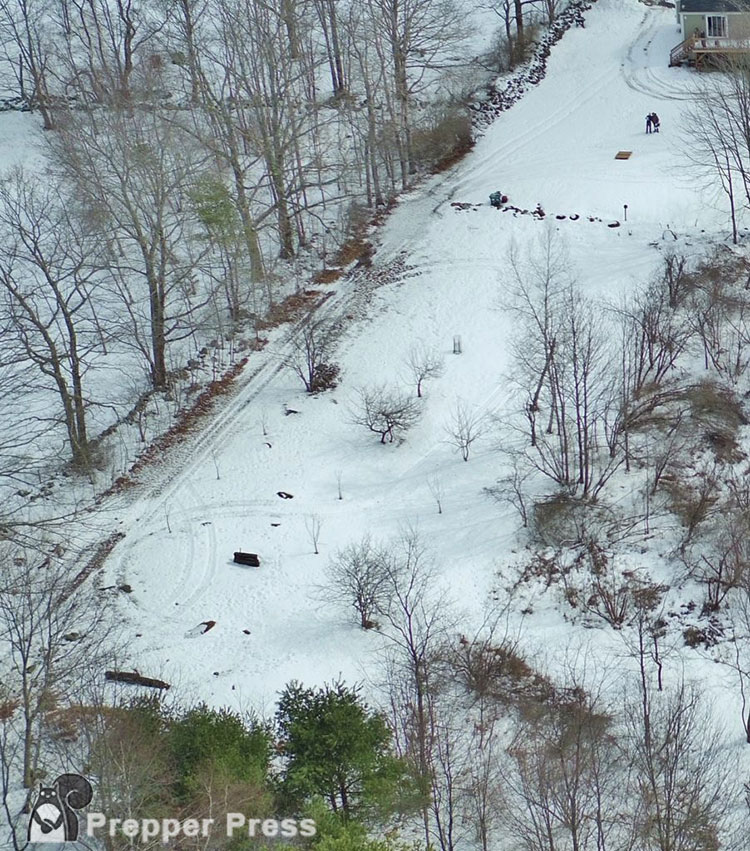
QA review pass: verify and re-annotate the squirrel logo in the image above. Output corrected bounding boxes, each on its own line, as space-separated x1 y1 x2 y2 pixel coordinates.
27 773 93 843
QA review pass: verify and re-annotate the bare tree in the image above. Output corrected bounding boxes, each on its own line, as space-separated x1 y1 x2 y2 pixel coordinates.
164 0 209 104
380 529 453 846
179 57 267 295
304 513 322 555
288 313 339 393
483 0 538 70
0 540 113 822
313 0 347 95
504 687 623 851
445 400 483 461
212 0 325 262
686 257 750 383
623 678 735 850
485 454 531 527
53 0 166 106
325 534 390 628
611 270 692 397
364 0 470 187
49 105 208 390
683 57 750 246
507 230 623 497
406 344 444 398
0 358 46 491
442 610 520 851
722 589 750 744
0 0 56 128
427 473 444 514
0 168 104 469
352 384 421 443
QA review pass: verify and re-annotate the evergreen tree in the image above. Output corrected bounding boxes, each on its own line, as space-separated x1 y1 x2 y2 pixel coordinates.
168 704 271 800
276 681 416 821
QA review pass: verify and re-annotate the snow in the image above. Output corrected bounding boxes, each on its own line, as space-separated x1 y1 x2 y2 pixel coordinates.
91 0 750 773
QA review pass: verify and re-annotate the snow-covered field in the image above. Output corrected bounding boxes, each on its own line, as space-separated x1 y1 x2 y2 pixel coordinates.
93 0 747 751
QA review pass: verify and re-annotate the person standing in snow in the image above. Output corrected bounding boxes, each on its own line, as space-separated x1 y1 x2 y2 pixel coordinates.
652 112 660 133
646 113 652 133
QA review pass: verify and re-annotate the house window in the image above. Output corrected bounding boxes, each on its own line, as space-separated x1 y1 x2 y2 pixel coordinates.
706 15 727 37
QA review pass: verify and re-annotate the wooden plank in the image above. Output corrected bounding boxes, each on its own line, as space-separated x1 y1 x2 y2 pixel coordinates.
615 151 632 160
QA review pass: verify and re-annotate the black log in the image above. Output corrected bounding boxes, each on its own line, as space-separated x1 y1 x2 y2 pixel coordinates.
234 551 260 567
105 670 170 689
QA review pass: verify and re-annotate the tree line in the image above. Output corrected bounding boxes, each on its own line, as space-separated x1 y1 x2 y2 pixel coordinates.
0 0 477 493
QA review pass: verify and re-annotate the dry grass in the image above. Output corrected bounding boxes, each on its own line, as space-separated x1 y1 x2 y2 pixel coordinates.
629 380 746 464
683 380 747 462
313 267 344 284
450 634 560 717
0 697 19 721
255 288 326 331
531 494 618 549
68 531 126 590
431 134 475 174
660 466 720 538
333 236 374 268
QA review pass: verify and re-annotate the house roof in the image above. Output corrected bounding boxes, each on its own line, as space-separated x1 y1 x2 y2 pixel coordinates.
680 0 745 12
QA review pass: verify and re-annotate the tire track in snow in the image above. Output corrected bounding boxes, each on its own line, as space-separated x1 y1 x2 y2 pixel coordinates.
112 264 392 515
107 255 418 606
181 513 218 610
621 9 695 102
452 69 611 198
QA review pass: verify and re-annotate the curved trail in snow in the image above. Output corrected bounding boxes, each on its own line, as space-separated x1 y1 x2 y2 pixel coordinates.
621 8 696 101
106 252 417 610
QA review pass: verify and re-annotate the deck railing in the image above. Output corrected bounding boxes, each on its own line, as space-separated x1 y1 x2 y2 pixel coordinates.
670 35 750 66
669 35 697 66
694 36 750 49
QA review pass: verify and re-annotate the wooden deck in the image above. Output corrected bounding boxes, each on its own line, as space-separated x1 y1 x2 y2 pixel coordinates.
670 35 750 68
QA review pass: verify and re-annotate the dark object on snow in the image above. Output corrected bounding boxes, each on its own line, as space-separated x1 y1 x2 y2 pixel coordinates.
234 551 260 567
533 203 546 218
198 620 216 632
277 491 294 499
556 214 566 220
646 113 652 134
651 112 660 133
570 214 580 220
119 584 132 593
105 670 171 690
608 221 621 228
284 407 300 415
489 191 508 208
243 629 251 634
